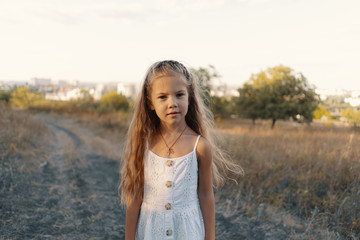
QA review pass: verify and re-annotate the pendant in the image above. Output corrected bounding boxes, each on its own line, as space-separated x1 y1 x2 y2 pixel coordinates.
168 148 174 156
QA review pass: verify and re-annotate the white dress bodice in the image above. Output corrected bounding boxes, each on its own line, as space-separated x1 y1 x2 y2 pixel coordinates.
135 135 205 240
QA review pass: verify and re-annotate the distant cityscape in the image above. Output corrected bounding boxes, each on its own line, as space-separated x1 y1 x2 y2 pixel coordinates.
0 78 137 101
1 78 360 110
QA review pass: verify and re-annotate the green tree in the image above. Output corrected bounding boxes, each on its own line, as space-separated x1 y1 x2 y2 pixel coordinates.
0 90 11 105
191 65 237 118
237 82 264 124
237 65 319 128
70 89 96 113
210 96 234 118
190 65 219 106
98 91 129 114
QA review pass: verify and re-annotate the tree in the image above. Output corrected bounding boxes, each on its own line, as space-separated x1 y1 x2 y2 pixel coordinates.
190 65 219 106
190 65 236 118
71 89 96 113
211 96 234 118
98 91 129 114
0 90 11 105
237 65 319 128
341 108 360 127
10 86 43 108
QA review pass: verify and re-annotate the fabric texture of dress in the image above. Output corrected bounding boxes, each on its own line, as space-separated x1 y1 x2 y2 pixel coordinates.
136 135 205 240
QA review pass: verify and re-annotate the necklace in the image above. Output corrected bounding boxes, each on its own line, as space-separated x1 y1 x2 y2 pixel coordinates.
159 126 187 157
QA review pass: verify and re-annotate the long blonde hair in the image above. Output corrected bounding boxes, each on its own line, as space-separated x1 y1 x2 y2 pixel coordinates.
120 60 243 205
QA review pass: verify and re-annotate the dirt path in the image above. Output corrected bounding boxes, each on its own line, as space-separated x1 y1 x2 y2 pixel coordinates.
1 113 126 239
41 114 126 239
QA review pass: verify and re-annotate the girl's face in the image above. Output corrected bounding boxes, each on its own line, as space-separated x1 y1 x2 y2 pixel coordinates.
149 72 189 127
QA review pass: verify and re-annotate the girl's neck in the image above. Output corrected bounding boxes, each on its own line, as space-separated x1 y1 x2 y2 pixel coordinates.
159 122 187 136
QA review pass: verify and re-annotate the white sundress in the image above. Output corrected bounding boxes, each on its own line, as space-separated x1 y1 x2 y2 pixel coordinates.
136 135 205 240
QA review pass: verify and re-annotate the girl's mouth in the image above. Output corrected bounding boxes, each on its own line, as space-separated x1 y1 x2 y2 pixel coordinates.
167 112 179 116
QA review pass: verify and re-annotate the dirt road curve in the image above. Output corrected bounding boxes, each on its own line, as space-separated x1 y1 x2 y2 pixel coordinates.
1 114 126 239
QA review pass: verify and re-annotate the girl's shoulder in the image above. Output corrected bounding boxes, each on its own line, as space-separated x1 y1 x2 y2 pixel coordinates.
182 128 211 151
195 136 212 163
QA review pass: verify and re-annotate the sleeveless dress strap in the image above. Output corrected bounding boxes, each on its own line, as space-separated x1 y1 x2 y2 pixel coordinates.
193 135 201 151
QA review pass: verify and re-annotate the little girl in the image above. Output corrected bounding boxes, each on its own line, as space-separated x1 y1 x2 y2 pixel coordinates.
120 60 242 240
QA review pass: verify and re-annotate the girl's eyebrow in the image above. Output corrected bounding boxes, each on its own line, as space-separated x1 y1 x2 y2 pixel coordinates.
157 89 185 95
176 90 186 93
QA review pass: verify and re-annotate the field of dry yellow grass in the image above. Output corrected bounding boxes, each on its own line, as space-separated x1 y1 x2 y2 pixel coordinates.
216 118 360 238
0 105 50 173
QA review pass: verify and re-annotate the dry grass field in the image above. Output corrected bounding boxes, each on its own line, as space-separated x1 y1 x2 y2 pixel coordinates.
0 105 50 173
215 118 360 239
1 105 359 239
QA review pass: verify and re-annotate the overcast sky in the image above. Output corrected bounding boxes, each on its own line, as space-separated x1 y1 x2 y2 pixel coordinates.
1 0 359 90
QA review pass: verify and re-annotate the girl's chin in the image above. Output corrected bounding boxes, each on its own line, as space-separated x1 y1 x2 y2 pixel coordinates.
161 117 185 125
167 113 179 118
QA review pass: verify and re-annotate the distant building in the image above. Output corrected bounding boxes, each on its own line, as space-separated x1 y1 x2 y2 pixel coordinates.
29 77 52 86
45 88 82 101
93 84 105 100
57 79 79 87
117 82 137 98
329 108 342 117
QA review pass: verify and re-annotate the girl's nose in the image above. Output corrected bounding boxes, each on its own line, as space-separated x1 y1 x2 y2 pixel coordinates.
168 96 177 108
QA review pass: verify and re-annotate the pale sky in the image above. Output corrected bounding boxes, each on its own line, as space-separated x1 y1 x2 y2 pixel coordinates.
1 0 359 90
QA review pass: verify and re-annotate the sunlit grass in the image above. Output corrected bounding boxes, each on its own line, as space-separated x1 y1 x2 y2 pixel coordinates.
217 118 360 237
0 104 49 173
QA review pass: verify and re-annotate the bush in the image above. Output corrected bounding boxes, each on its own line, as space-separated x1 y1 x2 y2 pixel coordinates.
98 92 129 114
0 90 11 104
313 104 331 120
341 108 360 127
10 87 43 109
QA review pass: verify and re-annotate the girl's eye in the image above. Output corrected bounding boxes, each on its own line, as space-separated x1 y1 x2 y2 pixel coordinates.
176 93 184 97
159 96 166 99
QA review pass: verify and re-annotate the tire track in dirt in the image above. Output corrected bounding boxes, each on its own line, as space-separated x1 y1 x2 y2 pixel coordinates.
28 115 126 239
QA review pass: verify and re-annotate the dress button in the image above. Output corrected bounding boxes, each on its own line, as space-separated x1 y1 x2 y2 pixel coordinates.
166 160 173 167
166 229 172 236
165 203 172 210
165 181 172 188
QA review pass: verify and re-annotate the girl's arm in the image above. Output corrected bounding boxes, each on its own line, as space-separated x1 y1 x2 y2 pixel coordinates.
197 137 215 240
125 197 142 240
